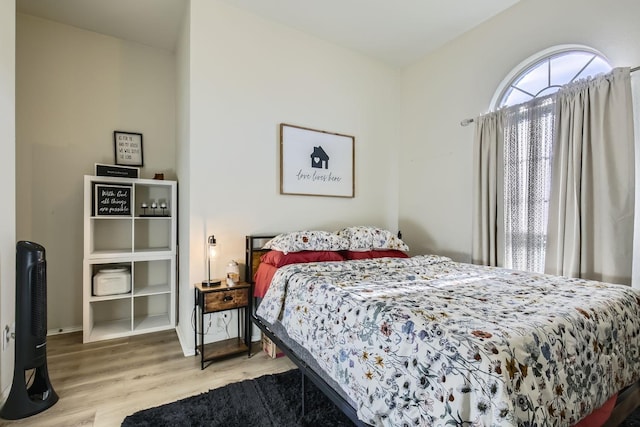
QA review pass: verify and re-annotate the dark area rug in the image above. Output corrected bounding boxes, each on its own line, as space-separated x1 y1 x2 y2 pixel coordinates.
623 406 640 427
121 369 354 427
122 369 640 427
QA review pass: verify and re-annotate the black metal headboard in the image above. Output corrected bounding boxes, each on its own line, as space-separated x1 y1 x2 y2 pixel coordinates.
244 235 276 285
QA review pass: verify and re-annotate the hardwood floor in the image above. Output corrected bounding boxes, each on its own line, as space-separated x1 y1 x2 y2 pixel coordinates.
0 330 295 427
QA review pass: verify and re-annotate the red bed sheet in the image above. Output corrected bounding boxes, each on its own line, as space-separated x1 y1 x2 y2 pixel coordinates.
574 393 617 426
253 262 278 298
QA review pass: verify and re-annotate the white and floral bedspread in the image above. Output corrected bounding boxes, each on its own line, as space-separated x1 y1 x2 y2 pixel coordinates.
256 255 640 426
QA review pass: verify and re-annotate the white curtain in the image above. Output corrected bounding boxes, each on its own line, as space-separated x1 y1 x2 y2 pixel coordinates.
631 70 640 289
545 68 635 285
473 97 556 271
503 96 556 273
471 111 504 266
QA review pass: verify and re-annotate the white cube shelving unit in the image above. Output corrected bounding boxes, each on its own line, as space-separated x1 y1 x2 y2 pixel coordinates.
83 175 177 343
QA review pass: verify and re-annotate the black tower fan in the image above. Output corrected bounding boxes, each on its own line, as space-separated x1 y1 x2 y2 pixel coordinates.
0 241 58 419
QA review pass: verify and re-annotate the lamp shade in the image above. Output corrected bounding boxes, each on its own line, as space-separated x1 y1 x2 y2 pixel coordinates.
208 235 217 258
203 235 221 286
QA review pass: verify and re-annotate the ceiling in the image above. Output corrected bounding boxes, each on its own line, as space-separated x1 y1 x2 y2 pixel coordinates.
17 0 186 51
16 0 519 66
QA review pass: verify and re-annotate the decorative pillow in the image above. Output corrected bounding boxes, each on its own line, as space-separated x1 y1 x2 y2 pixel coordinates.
262 231 349 254
336 226 410 251
342 250 409 260
261 250 345 267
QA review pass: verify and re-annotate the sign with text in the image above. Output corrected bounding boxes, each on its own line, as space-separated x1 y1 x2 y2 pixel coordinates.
280 124 354 198
114 131 144 166
94 184 132 216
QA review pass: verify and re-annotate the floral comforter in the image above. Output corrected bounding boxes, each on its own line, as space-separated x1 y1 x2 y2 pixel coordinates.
256 255 640 426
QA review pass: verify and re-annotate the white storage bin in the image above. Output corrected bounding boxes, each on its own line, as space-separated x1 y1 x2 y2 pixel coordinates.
93 267 131 296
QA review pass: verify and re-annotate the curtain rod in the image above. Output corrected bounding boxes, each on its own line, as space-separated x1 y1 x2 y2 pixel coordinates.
460 65 640 127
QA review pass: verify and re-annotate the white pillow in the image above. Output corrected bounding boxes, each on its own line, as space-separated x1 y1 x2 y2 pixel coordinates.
262 231 349 254
336 226 409 251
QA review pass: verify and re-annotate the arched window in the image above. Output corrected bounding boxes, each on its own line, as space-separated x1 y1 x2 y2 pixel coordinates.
494 46 611 273
495 46 611 108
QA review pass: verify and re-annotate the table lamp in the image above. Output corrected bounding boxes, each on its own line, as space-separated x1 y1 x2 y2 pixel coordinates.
202 235 221 286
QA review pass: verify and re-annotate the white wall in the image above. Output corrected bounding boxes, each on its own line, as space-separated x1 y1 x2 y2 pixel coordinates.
176 0 401 351
16 14 177 332
632 73 640 290
0 0 16 399
175 1 192 351
399 0 640 262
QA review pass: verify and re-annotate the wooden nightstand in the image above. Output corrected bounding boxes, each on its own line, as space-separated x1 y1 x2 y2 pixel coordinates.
194 282 251 369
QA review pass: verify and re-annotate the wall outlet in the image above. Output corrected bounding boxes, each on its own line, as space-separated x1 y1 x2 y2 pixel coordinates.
214 312 232 332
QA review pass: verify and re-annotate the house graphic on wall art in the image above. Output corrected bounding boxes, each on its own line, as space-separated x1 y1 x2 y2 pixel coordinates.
311 146 329 169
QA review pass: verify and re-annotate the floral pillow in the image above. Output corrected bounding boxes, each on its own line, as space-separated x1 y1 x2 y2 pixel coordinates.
336 226 410 251
262 231 349 254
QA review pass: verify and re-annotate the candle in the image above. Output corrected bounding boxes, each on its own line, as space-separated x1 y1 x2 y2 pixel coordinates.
160 202 167 209
151 202 158 209
141 203 148 208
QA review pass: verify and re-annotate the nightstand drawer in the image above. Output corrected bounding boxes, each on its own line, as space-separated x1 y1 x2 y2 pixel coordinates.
204 288 248 312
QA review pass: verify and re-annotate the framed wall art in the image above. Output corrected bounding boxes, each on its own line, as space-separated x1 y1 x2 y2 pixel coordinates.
114 131 144 166
93 183 132 216
280 124 354 198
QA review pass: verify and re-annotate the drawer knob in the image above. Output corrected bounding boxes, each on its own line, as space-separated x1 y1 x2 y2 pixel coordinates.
223 295 233 302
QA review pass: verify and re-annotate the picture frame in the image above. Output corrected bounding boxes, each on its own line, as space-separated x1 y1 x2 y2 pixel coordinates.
280 123 354 198
114 131 144 166
93 184 132 216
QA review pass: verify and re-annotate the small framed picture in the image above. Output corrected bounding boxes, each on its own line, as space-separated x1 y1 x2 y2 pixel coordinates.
114 131 144 166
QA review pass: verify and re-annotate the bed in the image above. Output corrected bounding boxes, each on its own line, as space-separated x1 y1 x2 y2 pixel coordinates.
245 231 640 426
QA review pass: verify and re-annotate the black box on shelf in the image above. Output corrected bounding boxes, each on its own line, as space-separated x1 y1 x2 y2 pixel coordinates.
95 163 139 179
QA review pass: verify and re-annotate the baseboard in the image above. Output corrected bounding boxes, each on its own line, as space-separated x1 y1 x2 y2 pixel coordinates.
47 325 82 336
175 325 195 357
